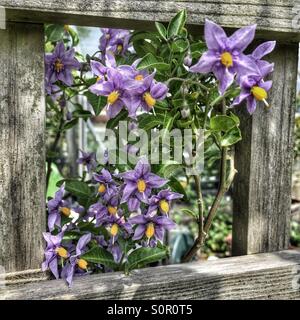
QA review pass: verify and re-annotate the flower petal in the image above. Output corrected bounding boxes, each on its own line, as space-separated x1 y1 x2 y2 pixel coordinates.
228 24 256 52
247 96 257 114
132 224 146 240
251 41 276 60
212 65 235 95
189 50 219 73
204 19 227 51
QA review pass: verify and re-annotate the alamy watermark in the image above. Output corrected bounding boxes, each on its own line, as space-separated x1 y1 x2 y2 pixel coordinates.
0 6 6 30
96 121 204 176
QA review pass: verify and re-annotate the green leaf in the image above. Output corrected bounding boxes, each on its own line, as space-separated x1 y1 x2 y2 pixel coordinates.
155 22 167 40
167 9 187 38
133 40 157 57
106 110 128 129
81 246 118 270
158 162 183 179
84 91 106 116
171 39 189 53
73 110 92 120
210 115 237 132
168 176 188 201
229 111 240 126
63 231 82 241
45 24 65 42
68 26 80 46
65 179 93 198
62 118 78 131
138 114 165 131
182 208 198 219
136 53 169 71
127 247 168 270
220 126 242 147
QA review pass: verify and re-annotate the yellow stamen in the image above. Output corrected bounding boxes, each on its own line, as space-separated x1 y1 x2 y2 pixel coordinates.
60 207 71 217
143 92 156 108
135 74 144 81
159 200 169 214
108 206 118 215
56 247 68 259
251 86 268 101
96 76 101 82
107 91 119 104
110 223 119 236
145 223 155 239
117 44 123 53
98 184 106 193
137 179 146 193
77 258 88 270
220 52 233 68
54 59 64 73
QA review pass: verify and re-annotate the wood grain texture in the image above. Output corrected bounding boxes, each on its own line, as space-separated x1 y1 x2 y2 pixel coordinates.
0 22 46 272
232 44 299 256
0 0 299 41
1 250 300 300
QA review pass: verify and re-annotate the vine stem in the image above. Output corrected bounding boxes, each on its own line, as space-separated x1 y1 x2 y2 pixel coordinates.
182 99 237 263
46 112 64 191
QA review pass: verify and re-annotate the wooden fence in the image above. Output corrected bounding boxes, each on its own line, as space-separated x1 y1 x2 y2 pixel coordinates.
0 0 300 299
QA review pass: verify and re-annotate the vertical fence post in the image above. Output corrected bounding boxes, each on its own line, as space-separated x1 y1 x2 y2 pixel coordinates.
232 44 299 255
0 22 45 272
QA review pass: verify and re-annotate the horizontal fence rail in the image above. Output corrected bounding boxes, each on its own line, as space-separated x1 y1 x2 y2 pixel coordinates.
1 250 300 300
0 0 299 41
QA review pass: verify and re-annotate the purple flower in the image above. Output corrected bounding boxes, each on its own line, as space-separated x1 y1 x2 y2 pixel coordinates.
41 226 68 279
89 68 130 119
129 213 176 246
120 158 168 206
45 42 81 86
93 168 117 198
232 74 272 114
45 77 62 101
47 185 71 232
77 150 97 173
87 190 120 226
190 19 259 95
148 189 183 215
99 28 131 57
89 52 117 85
107 239 122 263
103 214 133 244
61 233 91 286
248 41 276 78
126 72 168 118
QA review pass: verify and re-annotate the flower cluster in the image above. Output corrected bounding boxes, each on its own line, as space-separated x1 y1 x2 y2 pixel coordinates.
43 156 182 286
99 28 131 59
190 19 276 114
89 53 168 119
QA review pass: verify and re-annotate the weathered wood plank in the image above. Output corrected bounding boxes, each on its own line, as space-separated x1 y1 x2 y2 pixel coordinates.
0 0 299 41
0 22 46 272
232 44 299 255
1 250 300 300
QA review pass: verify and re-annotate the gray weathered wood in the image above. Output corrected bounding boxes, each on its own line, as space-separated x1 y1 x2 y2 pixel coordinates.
232 43 299 256
1 250 300 300
0 22 46 272
0 0 299 42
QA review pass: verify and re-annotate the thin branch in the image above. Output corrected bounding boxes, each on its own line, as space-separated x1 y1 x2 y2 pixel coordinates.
182 99 237 263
